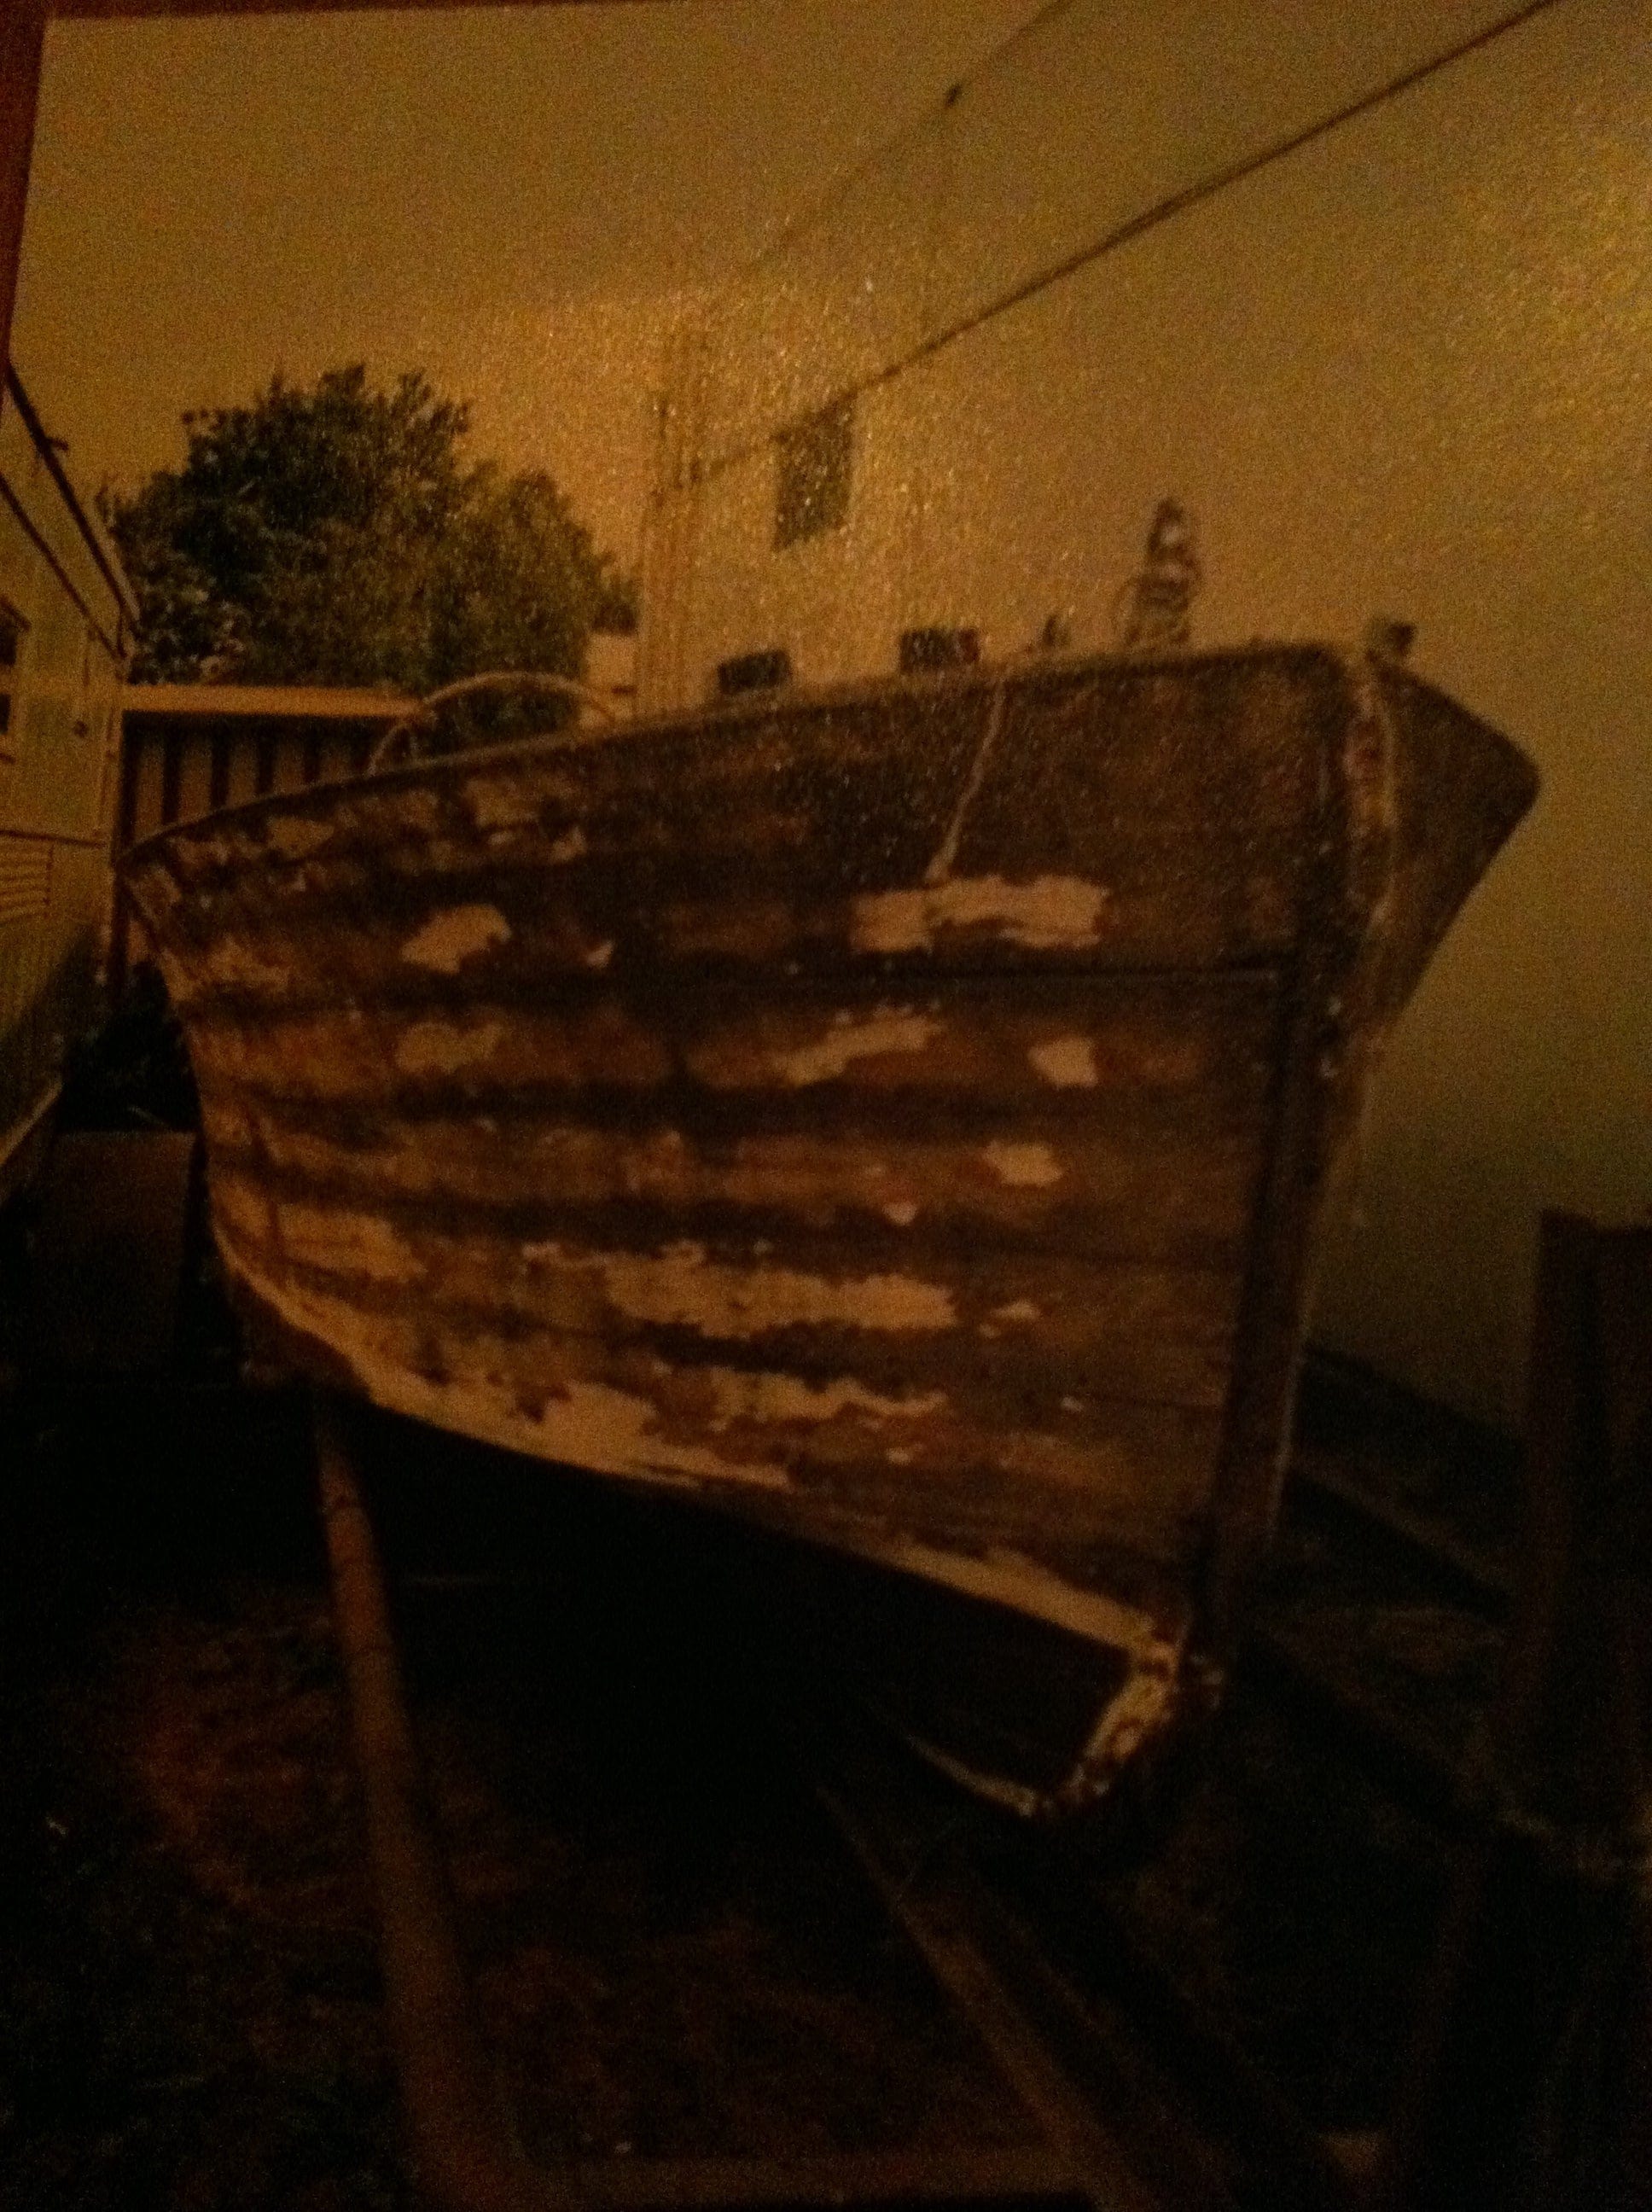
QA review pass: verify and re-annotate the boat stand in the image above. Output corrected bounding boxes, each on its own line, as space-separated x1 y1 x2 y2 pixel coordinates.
314 1394 1190 2212
313 1212 1652 2212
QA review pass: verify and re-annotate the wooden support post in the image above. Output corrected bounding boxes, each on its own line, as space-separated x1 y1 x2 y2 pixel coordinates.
313 1395 541 2212
1374 1212 1652 2212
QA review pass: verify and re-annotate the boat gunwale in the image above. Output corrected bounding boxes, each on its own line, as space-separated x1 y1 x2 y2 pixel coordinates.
121 637 1375 868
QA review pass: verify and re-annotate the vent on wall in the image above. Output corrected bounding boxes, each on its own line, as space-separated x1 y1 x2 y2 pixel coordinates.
715 647 793 698
0 837 52 929
774 398 854 550
899 626 980 674
0 600 25 758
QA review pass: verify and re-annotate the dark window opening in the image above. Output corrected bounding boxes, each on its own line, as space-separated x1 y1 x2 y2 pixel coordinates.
716 647 793 698
0 602 24 754
899 626 980 674
775 398 853 550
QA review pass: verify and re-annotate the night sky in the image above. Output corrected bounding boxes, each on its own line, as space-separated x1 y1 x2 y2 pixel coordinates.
14 0 1038 560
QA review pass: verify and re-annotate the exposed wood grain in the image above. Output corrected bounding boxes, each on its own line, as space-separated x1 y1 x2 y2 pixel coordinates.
216 1212 1229 1504
199 1103 1264 1266
215 1170 1242 1402
225 1224 1222 1563
179 974 1277 1120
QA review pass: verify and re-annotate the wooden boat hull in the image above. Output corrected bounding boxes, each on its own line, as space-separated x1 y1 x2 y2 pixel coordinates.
124 645 1536 1813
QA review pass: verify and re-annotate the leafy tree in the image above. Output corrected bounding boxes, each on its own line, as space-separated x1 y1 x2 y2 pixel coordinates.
104 365 636 701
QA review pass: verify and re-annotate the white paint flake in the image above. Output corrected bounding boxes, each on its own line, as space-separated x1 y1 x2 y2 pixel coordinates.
1029 1036 1099 1088
528 1379 793 1489
861 1534 1190 1811
777 1007 939 1086
882 1201 919 1227
709 1371 944 1430
538 1240 956 1337
205 939 292 994
218 1252 794 1496
400 904 512 974
992 1299 1040 1324
394 1019 505 1078
585 940 615 970
264 815 334 861
212 1240 1196 1820
276 1203 423 1285
851 874 1110 955
1069 1648 1183 1784
980 1141 1062 1187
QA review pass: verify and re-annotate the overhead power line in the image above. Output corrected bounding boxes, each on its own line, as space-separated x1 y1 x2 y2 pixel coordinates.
690 0 1573 492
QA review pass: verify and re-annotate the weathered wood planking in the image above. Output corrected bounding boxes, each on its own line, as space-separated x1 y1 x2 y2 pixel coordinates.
135 654 1347 994
195 974 1271 1598
199 1104 1261 1263
125 643 1538 1813
218 1238 1227 1555
177 977 1265 1115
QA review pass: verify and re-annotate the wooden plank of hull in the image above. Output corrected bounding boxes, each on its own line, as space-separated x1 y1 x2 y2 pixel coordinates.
199 1104 1263 1268
177 969 1275 1114
219 1225 1224 1556
122 643 1539 1813
219 1193 1242 1410
185 968 1277 1586
230 1250 1201 1815
131 649 1355 1001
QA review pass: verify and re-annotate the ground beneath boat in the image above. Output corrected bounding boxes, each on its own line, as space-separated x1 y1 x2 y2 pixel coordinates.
0 1322 1522 2209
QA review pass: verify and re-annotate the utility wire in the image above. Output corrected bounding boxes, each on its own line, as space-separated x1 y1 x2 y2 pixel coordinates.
685 0 1573 493
736 0 1078 282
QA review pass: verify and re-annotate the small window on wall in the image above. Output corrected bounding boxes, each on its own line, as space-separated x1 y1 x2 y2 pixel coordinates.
716 646 793 698
0 600 26 757
774 397 854 550
899 626 980 675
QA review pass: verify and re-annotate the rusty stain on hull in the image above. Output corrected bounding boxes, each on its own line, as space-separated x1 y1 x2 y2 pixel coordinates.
123 644 1538 1814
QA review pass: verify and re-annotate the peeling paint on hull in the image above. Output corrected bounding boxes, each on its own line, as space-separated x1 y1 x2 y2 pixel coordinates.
124 645 1538 1816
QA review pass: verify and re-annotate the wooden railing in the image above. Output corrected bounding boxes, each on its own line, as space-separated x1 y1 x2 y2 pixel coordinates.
111 684 412 998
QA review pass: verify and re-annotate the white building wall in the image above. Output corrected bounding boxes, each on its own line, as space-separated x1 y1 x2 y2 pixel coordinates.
641 0 1652 1430
0 374 131 1173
